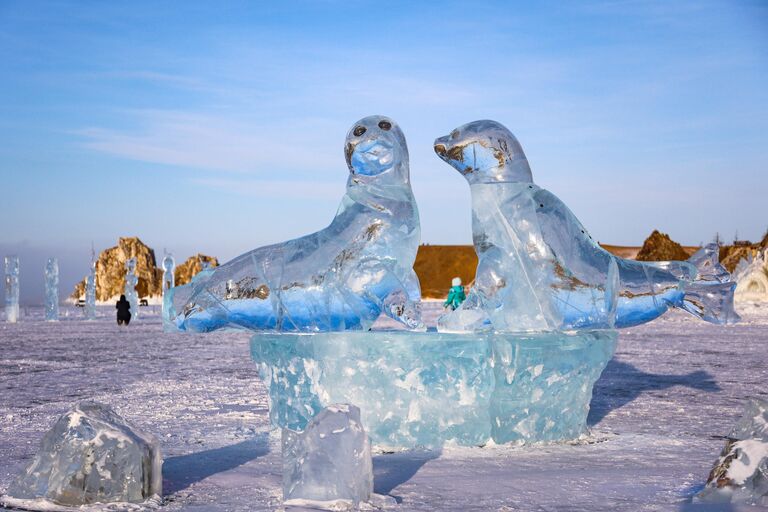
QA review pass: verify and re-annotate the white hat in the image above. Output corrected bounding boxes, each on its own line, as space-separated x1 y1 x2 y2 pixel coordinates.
452 277 462 287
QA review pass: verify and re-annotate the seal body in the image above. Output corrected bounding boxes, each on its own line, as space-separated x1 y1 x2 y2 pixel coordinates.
434 120 739 332
166 115 423 332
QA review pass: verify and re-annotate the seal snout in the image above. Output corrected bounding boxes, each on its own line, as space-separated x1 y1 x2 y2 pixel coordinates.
433 134 451 162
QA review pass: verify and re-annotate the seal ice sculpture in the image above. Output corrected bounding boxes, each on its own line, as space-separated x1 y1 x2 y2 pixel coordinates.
166 115 423 332
1 402 162 510
433 120 739 332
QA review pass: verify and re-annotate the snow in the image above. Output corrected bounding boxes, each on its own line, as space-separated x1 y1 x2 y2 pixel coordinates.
1 301 767 511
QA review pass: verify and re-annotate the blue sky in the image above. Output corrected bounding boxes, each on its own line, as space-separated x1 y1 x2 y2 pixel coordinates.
1 0 767 303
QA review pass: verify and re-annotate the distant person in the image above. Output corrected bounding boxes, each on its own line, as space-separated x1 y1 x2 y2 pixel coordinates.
444 277 466 311
116 294 131 326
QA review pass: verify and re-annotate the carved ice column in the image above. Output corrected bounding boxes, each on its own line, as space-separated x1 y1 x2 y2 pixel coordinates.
125 258 139 318
44 258 59 322
85 258 97 320
4 255 19 323
161 254 175 317
162 254 175 295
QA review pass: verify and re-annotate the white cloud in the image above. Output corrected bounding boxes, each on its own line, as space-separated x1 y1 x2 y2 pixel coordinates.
76 110 342 175
191 177 344 200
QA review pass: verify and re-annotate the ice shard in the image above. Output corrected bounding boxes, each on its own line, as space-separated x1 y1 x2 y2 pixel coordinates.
252 330 616 449
124 257 138 319
433 120 739 333
696 399 768 506
282 404 373 505
167 115 423 333
4 255 19 323
44 257 59 322
2 402 162 508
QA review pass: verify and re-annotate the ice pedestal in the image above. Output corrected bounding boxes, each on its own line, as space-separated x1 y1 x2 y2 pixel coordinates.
282 404 373 505
1 402 162 509
252 330 617 449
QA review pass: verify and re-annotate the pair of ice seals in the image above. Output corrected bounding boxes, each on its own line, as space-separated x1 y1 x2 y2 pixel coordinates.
169 116 738 333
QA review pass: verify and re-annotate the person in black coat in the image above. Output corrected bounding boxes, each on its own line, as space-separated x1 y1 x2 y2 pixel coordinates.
116 294 131 325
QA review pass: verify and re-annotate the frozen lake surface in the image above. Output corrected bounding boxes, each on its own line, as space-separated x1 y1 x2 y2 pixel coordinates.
1 302 766 511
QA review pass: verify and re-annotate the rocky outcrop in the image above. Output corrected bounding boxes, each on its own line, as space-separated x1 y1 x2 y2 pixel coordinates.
70 238 217 301
636 230 692 262
721 232 768 273
414 245 477 299
175 254 219 286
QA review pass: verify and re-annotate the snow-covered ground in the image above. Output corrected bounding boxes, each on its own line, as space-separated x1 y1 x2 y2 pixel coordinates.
1 302 766 511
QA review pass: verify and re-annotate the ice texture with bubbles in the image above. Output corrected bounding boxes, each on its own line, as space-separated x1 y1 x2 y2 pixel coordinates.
4 255 19 323
166 115 423 333
282 404 373 506
2 402 162 508
433 120 739 333
696 398 768 506
125 257 138 318
252 330 616 449
44 257 59 322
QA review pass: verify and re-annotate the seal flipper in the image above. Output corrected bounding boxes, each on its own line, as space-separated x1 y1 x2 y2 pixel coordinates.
381 268 425 331
680 280 740 324
687 243 732 283
677 243 740 324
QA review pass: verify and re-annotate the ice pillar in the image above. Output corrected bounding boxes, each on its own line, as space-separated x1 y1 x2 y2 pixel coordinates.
85 260 97 320
162 254 175 295
125 258 138 318
44 258 59 322
4 255 19 323
161 254 175 318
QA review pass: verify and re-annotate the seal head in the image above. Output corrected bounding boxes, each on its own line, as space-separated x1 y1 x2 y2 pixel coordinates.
345 115 409 187
434 120 532 184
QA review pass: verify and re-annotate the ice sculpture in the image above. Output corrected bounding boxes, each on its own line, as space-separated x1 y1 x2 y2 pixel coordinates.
162 253 175 294
166 115 423 333
83 248 97 320
252 330 616 449
44 257 59 322
433 120 739 332
733 249 768 303
1 402 162 508
696 398 768 506
282 404 373 505
4 255 19 323
124 257 139 318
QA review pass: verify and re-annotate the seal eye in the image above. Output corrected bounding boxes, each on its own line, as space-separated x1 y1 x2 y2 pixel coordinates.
353 126 366 137
378 120 392 131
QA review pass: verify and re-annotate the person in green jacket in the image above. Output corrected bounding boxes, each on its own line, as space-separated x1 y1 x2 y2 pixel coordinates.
444 277 466 310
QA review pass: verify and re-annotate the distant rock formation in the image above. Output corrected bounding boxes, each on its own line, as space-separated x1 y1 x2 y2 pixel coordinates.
70 238 217 301
414 245 478 299
175 254 219 286
635 230 692 262
720 230 768 273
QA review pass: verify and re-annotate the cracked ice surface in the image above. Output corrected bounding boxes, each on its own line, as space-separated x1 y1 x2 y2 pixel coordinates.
0 302 767 511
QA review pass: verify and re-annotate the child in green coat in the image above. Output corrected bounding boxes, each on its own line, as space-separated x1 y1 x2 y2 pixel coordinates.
444 277 466 310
